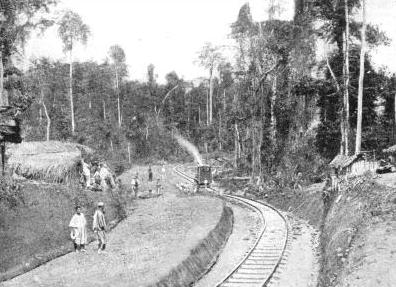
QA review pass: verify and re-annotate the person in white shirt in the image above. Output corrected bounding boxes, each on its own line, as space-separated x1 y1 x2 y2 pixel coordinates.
81 159 91 188
69 205 87 252
131 173 139 198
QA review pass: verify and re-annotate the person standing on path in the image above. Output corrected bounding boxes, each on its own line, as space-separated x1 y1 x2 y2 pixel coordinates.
69 205 87 252
155 178 162 195
93 202 107 253
148 166 153 182
161 164 166 180
131 173 139 198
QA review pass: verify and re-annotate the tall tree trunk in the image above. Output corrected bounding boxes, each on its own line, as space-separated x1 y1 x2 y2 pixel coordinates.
219 111 222 150
271 75 277 143
40 89 51 141
116 69 121 128
117 96 121 127
251 120 256 180
394 93 396 144
234 122 241 167
326 49 344 154
127 142 131 164
103 100 106 120
69 50 75 134
343 0 350 155
0 51 6 106
39 108 42 125
198 105 201 125
209 66 214 124
355 0 366 154
234 122 238 167
43 101 51 141
206 88 209 126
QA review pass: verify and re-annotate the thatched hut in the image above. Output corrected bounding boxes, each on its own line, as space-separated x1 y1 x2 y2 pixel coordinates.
329 153 378 177
7 141 93 184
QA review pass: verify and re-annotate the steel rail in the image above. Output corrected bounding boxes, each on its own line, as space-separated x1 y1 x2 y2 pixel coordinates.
173 165 289 287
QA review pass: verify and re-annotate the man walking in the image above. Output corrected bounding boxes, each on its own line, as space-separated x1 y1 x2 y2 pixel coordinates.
93 202 107 253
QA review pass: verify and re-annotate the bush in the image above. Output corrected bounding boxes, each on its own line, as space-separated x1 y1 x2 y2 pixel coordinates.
0 177 24 208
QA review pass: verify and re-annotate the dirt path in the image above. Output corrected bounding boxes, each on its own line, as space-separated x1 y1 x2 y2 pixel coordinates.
273 217 320 287
1 164 223 287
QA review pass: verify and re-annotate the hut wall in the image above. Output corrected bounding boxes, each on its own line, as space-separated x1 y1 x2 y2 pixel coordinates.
347 160 378 176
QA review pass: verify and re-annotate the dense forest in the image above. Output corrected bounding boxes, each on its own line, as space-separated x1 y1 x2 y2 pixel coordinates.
2 0 396 182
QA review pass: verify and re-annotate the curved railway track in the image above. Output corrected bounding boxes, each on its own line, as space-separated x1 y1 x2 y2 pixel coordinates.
174 165 289 287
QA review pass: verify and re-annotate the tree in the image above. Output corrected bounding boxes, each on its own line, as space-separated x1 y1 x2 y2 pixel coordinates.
108 45 127 128
355 0 366 154
58 10 90 134
29 59 54 141
197 42 224 125
313 0 359 155
342 0 351 155
0 0 57 107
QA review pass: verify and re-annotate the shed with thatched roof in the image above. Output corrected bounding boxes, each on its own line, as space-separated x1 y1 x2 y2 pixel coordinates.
7 141 93 184
330 153 378 177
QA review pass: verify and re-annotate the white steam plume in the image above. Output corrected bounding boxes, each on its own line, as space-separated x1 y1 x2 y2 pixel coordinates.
174 134 203 165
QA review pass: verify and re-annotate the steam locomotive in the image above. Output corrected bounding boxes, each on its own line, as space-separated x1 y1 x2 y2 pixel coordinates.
196 165 212 186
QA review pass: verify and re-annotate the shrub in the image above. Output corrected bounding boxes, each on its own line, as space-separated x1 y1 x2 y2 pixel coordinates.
0 177 24 208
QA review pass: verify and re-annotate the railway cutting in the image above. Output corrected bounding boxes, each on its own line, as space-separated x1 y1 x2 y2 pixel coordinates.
174 165 289 287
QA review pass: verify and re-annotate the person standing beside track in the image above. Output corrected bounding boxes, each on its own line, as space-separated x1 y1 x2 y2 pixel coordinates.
131 173 140 198
148 166 153 182
69 205 87 252
93 202 107 253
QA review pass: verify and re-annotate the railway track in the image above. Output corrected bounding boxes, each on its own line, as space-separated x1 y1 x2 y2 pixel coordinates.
174 165 289 287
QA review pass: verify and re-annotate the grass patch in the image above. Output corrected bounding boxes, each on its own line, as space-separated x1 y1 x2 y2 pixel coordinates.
150 205 234 287
0 179 127 282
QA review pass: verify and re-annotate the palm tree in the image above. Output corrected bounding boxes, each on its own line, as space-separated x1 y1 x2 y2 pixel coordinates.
58 10 90 134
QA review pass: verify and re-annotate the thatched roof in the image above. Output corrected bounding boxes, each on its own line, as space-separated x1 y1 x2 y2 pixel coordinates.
329 154 363 169
7 141 93 184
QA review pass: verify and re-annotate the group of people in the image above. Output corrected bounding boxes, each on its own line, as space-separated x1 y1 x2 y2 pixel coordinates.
80 159 116 191
68 202 108 254
130 166 164 198
69 165 166 254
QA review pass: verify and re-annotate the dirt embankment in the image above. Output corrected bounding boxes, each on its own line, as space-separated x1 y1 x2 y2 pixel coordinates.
150 205 234 287
221 173 396 287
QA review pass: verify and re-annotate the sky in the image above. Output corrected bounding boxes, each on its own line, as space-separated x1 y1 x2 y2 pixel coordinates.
25 0 396 83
